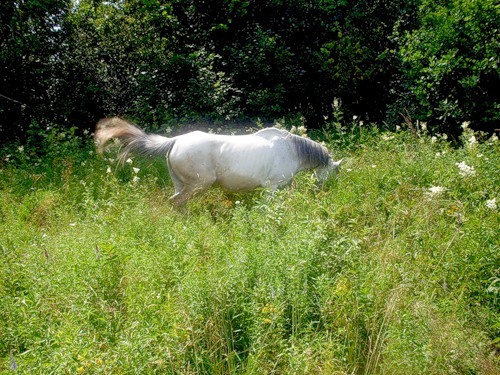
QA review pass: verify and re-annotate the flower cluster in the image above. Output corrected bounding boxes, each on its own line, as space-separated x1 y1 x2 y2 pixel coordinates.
290 125 308 138
485 198 497 210
426 186 446 198
456 161 476 177
130 159 140 183
105 157 140 183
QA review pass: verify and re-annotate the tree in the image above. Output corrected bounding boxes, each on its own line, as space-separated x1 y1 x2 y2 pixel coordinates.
396 0 499 134
0 0 73 141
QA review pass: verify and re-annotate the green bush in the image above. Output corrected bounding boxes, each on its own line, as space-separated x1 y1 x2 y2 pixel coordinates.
396 0 499 134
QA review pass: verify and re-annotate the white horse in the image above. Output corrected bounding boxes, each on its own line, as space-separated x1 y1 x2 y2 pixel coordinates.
95 117 342 206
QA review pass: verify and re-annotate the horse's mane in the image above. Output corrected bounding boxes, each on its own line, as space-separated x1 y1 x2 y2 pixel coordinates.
255 127 330 167
287 133 330 167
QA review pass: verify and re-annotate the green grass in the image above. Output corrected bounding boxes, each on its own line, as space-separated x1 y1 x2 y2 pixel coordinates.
0 125 498 374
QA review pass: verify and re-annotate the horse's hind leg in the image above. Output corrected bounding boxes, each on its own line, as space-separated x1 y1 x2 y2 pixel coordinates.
170 177 217 206
167 161 189 207
168 176 193 207
170 187 194 207
167 159 216 206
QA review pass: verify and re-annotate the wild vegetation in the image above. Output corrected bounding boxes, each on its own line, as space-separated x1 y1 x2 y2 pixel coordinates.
0 115 498 373
1 0 499 373
1 0 499 141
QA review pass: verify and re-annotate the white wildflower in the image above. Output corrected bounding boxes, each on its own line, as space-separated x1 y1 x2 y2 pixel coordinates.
17 146 24 153
431 136 437 143
426 186 446 197
132 176 140 183
381 133 394 141
106 166 112 174
353 115 358 120
133 167 140 174
126 158 133 164
69 222 76 227
456 161 476 177
396 125 401 131
489 134 498 143
468 134 477 146
333 98 340 110
461 121 470 129
420 122 427 132
485 198 497 210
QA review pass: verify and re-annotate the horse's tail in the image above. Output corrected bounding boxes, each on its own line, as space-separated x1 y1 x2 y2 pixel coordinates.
94 117 176 163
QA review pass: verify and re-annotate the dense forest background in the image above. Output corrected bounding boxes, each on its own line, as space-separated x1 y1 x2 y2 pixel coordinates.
1 0 498 142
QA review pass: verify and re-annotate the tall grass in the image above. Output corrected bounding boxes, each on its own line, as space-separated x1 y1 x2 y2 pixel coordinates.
0 122 498 374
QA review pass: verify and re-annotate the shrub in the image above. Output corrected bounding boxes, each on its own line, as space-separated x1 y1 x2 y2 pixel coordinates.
395 0 500 134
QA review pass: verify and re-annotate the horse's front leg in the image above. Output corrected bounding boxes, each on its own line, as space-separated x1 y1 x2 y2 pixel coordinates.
267 174 293 191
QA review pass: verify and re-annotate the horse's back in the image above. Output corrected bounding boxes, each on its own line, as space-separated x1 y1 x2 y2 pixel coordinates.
253 127 289 141
169 130 274 168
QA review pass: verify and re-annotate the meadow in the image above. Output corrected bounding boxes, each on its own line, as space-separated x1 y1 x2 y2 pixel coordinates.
0 121 498 374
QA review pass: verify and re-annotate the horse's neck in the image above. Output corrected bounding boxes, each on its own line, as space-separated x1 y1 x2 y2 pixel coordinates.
298 156 318 171
295 138 324 171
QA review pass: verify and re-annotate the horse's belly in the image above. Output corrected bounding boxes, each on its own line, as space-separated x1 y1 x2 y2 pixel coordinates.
215 170 266 191
215 163 295 192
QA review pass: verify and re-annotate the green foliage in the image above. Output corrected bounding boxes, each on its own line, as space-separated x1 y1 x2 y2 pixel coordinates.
0 0 72 140
1 0 426 139
396 0 500 134
0 0 498 143
0 123 498 373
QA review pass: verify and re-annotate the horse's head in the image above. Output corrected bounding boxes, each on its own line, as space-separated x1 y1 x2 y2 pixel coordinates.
315 158 343 182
